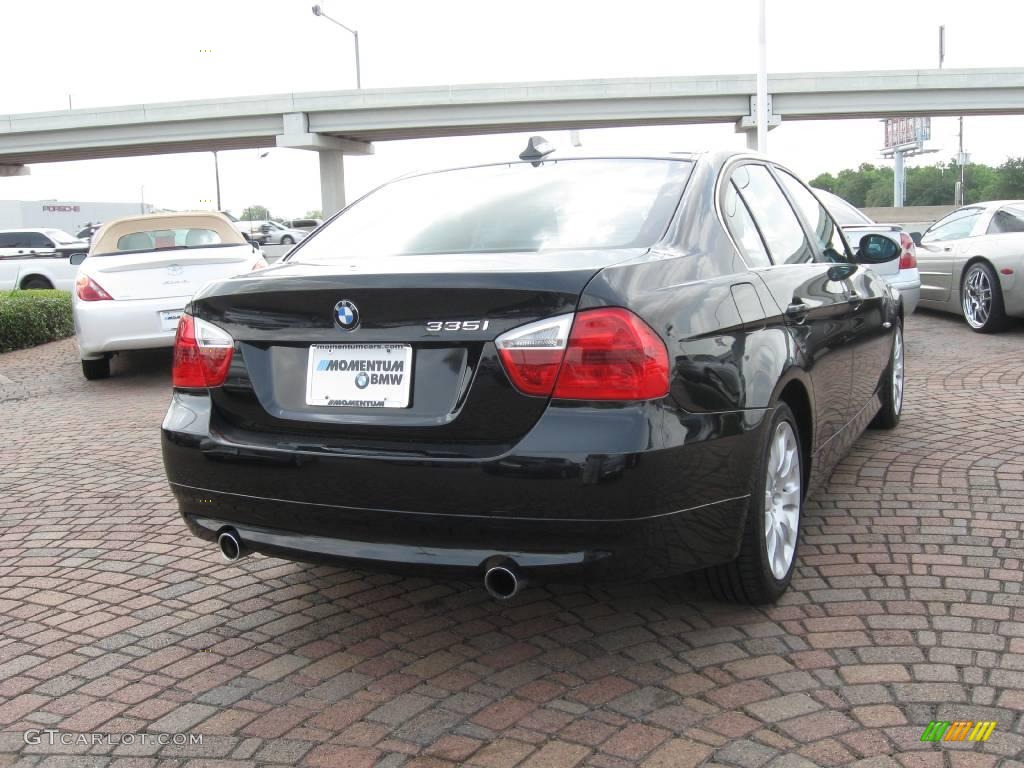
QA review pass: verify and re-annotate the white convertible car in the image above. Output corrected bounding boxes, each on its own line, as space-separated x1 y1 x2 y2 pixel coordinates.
73 212 266 379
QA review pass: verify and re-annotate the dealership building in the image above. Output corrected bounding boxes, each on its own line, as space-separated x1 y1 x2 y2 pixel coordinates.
0 199 155 234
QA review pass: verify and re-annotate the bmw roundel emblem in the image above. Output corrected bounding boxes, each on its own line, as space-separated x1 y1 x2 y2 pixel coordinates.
334 300 359 330
355 372 370 389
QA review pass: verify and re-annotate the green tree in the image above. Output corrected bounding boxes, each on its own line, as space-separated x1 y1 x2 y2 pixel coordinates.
994 157 1024 198
906 164 955 205
304 209 323 219
240 205 271 221
810 172 837 192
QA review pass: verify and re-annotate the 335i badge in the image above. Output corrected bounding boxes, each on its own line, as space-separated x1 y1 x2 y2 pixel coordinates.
161 141 906 603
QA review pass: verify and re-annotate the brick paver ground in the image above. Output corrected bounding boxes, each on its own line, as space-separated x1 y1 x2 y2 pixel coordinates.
1 310 1022 767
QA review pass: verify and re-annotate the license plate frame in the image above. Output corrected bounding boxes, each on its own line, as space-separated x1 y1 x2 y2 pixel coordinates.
306 343 413 408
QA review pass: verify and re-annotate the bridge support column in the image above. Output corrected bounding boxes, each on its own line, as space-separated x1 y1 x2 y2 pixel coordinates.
319 151 347 217
276 112 374 218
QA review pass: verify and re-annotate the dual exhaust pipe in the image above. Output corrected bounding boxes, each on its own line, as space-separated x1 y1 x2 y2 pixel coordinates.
217 529 524 600
217 529 246 563
483 558 524 600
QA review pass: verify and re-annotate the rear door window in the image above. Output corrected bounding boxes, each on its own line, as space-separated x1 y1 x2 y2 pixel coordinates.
732 165 815 265
25 232 54 249
722 181 771 268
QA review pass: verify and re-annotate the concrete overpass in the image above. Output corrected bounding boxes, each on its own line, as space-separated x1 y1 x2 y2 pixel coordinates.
2 67 1022 214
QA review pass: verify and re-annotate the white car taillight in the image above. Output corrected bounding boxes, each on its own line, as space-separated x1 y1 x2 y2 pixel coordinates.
75 275 113 301
899 233 917 269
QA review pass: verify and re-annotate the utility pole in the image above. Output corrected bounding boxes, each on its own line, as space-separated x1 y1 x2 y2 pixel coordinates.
755 0 768 152
213 151 222 210
957 117 966 205
938 24 965 205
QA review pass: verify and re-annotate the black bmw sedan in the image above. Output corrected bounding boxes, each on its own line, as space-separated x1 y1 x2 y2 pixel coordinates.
161 144 905 604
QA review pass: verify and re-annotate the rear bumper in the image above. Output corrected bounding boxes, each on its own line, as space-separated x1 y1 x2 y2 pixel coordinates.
74 295 190 357
162 392 767 581
883 274 920 315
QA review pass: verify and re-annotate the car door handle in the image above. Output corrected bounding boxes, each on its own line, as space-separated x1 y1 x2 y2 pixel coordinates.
847 292 864 309
785 302 810 322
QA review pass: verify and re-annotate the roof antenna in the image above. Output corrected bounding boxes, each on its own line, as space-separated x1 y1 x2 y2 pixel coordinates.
519 136 556 166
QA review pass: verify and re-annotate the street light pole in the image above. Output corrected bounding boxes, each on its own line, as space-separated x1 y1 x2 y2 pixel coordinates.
213 151 222 210
755 0 768 152
312 5 361 89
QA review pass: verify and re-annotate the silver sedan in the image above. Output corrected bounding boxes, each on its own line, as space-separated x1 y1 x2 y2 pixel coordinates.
912 201 1024 332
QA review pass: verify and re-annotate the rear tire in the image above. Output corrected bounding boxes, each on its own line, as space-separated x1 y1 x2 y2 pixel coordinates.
21 276 53 290
961 262 1007 333
706 402 803 604
281 236 295 245
81 357 110 380
871 321 904 429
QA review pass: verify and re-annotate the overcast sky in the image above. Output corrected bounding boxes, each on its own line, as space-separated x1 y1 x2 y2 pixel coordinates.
2 0 1023 217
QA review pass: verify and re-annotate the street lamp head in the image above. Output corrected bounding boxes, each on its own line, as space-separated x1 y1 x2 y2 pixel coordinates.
312 4 323 16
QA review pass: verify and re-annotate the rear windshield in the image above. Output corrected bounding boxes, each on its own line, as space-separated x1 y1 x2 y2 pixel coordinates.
292 159 692 262
112 228 223 253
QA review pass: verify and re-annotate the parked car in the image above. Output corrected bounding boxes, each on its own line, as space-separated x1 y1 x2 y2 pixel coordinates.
0 228 89 290
162 146 906 604
260 220 308 246
234 220 307 246
813 188 920 314
284 218 323 233
73 212 266 380
911 201 1024 332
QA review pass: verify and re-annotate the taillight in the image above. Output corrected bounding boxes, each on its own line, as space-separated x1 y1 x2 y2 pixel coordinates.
75 275 112 301
171 313 234 388
496 308 670 401
899 233 917 269
495 313 573 396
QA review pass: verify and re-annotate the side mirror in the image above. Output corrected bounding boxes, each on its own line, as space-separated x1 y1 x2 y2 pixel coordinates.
827 263 857 281
909 231 923 247
260 224 271 233
855 234 901 264
69 252 88 266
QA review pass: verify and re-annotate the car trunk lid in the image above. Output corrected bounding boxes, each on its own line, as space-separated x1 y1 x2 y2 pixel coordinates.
193 250 643 452
86 245 256 300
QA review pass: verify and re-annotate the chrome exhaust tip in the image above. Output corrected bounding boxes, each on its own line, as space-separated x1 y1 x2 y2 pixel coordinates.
217 529 245 562
483 560 523 600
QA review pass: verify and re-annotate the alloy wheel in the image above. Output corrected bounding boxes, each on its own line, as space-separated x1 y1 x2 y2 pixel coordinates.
963 266 992 329
892 326 904 414
764 421 801 580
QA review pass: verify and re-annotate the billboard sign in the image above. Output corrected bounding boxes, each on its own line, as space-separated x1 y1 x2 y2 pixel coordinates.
884 117 931 149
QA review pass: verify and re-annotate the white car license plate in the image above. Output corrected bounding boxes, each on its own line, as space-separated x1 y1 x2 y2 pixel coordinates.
306 343 413 408
159 309 184 331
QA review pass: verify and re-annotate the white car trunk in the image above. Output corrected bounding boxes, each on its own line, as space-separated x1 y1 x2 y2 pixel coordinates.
85 245 256 300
